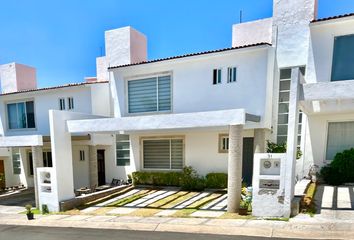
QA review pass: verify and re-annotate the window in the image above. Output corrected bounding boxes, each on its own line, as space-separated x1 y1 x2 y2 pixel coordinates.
326 121 354 160
28 152 34 176
43 151 52 167
276 68 304 146
218 134 229 153
142 137 183 170
7 101 35 129
59 98 65 110
79 150 85 161
68 97 74 110
116 134 130 166
128 75 171 113
227 67 237 83
331 34 354 81
12 148 21 174
213 69 222 85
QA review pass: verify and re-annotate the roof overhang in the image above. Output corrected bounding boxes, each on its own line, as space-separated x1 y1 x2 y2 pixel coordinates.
0 135 43 147
67 109 261 134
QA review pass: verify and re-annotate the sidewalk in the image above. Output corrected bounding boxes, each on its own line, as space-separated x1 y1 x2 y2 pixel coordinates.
0 213 353 239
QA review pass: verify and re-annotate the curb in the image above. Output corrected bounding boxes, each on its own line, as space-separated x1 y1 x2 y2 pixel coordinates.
0 216 353 239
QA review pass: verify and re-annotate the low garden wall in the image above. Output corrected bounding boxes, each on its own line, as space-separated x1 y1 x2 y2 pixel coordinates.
59 185 131 211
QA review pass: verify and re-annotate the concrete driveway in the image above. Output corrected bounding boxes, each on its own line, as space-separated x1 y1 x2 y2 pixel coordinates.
0 189 35 214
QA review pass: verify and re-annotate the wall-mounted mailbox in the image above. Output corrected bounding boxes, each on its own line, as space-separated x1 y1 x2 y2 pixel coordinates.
259 179 280 189
260 158 281 175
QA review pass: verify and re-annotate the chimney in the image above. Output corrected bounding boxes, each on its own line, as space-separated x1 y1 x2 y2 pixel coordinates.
0 63 37 94
93 26 147 82
105 26 147 67
272 0 318 67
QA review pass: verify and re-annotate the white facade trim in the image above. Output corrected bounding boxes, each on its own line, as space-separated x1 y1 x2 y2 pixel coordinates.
0 135 43 147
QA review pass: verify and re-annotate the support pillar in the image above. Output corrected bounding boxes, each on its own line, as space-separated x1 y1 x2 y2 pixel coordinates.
284 67 301 217
32 146 43 208
254 129 266 153
89 145 98 186
227 124 243 213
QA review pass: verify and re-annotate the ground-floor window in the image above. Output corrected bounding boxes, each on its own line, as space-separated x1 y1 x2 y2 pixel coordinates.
116 134 130 166
43 151 52 167
12 148 21 174
142 137 184 170
28 152 34 176
218 134 229 153
326 121 354 160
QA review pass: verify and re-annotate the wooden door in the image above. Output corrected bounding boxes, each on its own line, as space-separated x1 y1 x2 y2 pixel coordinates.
0 160 5 188
97 150 106 186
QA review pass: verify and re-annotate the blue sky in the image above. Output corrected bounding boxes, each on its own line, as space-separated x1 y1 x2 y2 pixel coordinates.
0 0 354 88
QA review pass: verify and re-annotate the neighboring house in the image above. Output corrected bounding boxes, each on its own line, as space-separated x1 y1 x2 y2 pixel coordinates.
0 0 353 216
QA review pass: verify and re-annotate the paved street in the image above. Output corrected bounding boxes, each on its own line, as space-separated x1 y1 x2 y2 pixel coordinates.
0 225 311 240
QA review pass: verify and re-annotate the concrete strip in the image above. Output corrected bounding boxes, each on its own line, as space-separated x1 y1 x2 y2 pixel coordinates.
205 218 247 227
155 223 272 238
174 192 211 209
37 214 71 221
190 210 225 218
110 216 141 223
137 217 173 224
154 209 177 217
166 217 209 225
96 189 142 207
126 190 167 207
86 215 117 222
107 207 137 215
80 206 100 213
136 190 177 207
62 215 92 221
321 186 334 208
337 187 352 209
201 194 227 210
272 228 354 239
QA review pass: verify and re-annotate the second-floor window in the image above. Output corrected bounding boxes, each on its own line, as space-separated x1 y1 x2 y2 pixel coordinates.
128 75 171 114
331 34 354 81
7 101 35 129
68 97 74 110
227 67 237 83
59 98 65 110
213 69 222 85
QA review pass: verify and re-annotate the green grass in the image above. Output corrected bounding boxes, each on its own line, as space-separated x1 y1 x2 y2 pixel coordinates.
107 192 149 207
19 208 41 215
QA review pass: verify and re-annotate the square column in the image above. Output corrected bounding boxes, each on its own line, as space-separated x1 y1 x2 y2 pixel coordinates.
32 146 43 208
284 67 301 217
254 128 266 153
89 145 98 186
227 124 243 213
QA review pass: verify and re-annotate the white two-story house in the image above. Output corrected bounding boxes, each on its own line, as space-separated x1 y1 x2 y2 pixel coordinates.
1 0 353 217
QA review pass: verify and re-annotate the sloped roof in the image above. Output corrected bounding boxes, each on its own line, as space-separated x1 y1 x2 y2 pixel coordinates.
0 81 108 96
108 42 271 70
312 13 354 23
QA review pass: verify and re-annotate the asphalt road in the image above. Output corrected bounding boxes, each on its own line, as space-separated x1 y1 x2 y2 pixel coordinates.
0 225 313 240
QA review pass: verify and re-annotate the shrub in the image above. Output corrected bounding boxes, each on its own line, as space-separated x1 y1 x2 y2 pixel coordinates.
266 140 302 159
205 173 227 189
42 204 49 214
180 166 205 191
320 148 354 185
132 171 182 186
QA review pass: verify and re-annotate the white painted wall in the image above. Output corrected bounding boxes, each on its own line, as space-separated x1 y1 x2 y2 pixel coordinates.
0 83 110 136
307 18 354 84
113 129 254 178
71 145 90 189
111 46 270 127
232 18 273 47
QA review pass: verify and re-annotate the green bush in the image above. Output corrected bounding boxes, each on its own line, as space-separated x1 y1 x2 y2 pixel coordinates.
132 171 182 186
266 140 302 159
180 166 205 191
320 148 354 185
205 173 227 189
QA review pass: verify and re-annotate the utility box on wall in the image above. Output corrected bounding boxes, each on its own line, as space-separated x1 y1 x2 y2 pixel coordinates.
252 153 286 217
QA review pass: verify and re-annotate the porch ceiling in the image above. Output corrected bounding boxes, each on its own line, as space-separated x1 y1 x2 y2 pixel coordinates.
0 135 43 147
67 109 261 134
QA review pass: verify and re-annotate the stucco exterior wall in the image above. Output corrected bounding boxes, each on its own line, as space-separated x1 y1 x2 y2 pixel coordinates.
114 129 254 178
111 47 270 128
96 56 109 82
307 18 354 83
0 63 37 94
232 18 273 47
